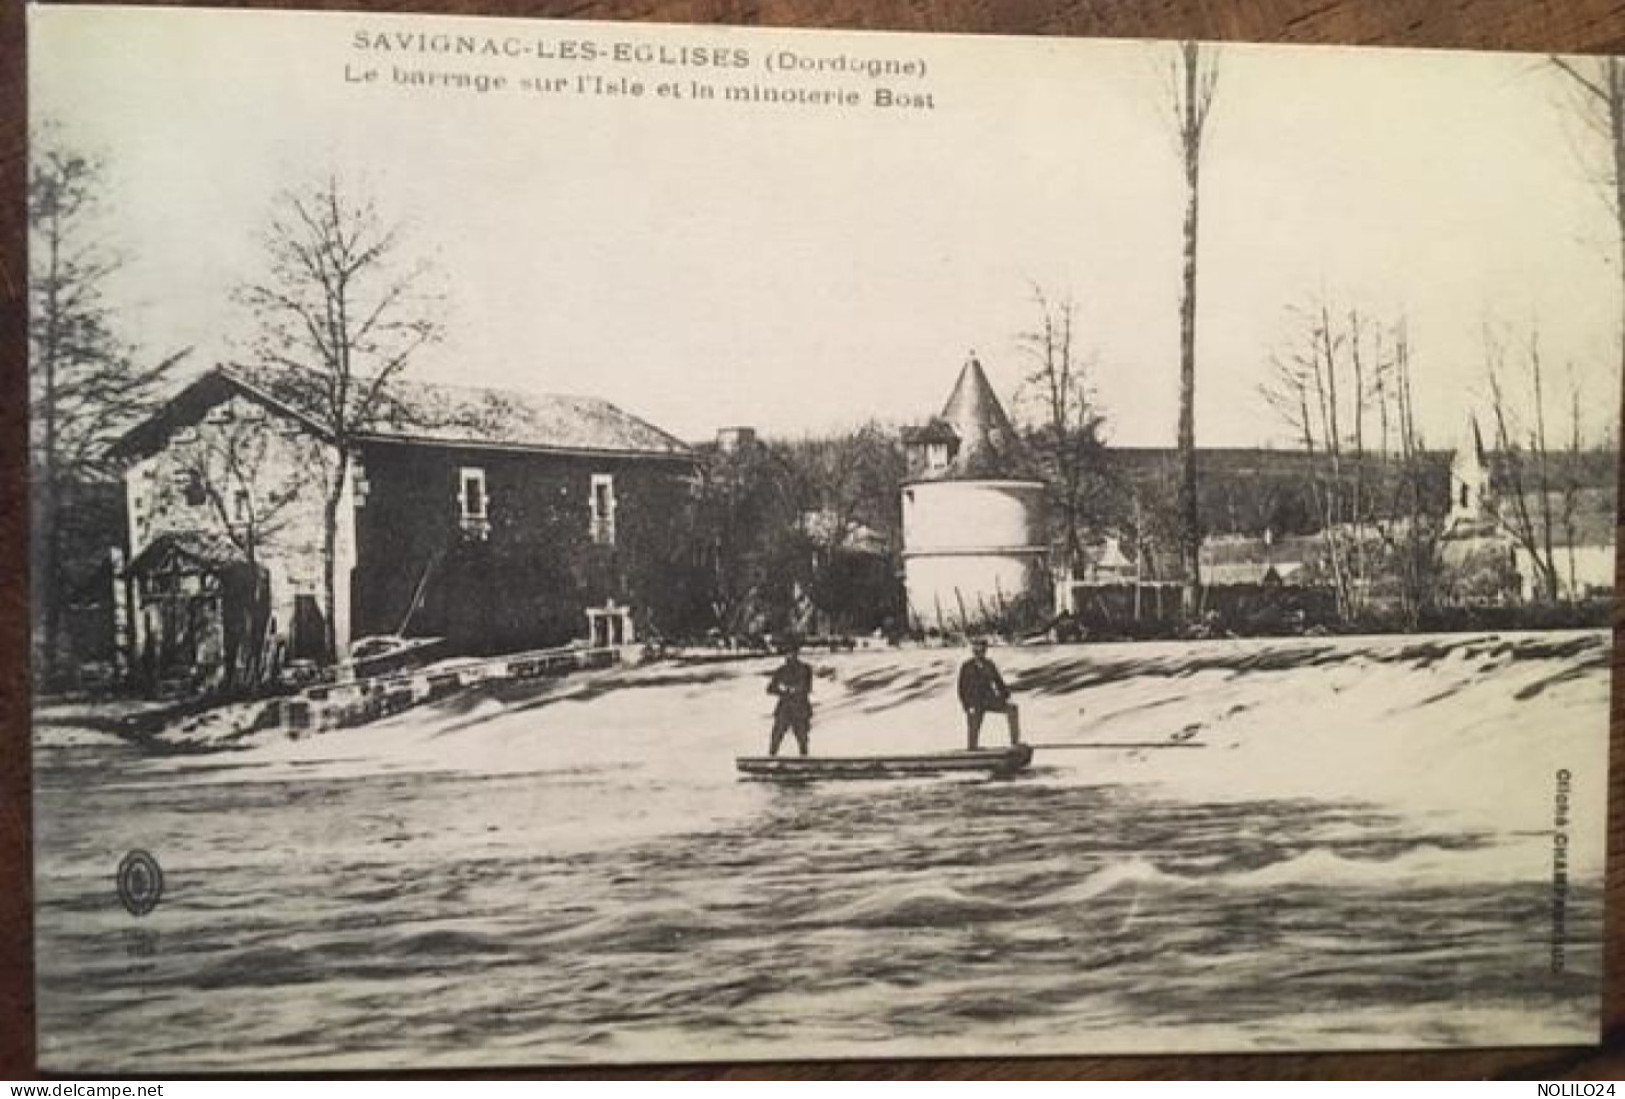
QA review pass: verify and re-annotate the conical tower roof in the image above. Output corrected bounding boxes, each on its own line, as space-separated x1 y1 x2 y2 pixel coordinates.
940 353 1019 475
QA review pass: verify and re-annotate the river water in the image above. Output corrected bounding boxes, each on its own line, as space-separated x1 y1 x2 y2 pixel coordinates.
32 637 1608 1069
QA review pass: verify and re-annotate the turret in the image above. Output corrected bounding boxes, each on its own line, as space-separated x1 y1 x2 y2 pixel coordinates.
899 352 1049 633
903 352 1026 480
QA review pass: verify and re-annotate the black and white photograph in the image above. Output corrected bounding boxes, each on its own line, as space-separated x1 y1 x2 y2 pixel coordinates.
27 4 1619 1069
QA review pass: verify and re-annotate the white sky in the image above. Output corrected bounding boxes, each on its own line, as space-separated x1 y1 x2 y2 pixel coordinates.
30 4 1625 448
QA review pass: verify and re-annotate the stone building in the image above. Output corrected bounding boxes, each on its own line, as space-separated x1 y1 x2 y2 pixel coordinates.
899 355 1049 632
110 364 695 690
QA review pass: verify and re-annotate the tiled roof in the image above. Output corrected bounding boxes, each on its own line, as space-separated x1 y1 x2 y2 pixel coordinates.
127 529 247 575
228 364 691 457
117 364 693 461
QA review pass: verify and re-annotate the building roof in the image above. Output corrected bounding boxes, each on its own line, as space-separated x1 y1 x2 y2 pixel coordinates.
900 421 960 446
1085 537 1135 572
126 529 248 576
906 354 1031 481
1202 561 1306 586
112 364 694 462
800 510 890 554
1199 532 1319 566
942 355 1016 449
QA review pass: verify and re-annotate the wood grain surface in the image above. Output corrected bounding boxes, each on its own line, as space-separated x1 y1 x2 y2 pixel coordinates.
3 0 1623 1081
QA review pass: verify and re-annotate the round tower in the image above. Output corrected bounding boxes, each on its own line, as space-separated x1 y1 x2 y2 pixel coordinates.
900 354 1049 633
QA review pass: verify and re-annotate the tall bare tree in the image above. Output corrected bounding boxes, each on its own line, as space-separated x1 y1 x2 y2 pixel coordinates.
29 131 186 683
1263 300 1444 625
1166 41 1220 616
1264 301 1361 619
1549 56 1625 443
1377 323 1448 629
1482 325 1579 603
237 176 444 662
1016 285 1110 575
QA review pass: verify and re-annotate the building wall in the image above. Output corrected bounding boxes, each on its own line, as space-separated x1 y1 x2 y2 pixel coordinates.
904 552 1048 630
352 443 696 654
1448 443 1491 526
901 479 1048 631
123 394 348 672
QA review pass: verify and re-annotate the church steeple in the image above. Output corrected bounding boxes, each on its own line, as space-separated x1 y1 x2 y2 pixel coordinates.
1450 411 1491 523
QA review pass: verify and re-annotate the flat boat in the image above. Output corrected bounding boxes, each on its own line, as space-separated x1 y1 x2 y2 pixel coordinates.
736 744 1033 781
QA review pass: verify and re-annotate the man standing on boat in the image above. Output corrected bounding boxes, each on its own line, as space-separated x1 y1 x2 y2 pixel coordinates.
767 639 814 756
959 638 1020 750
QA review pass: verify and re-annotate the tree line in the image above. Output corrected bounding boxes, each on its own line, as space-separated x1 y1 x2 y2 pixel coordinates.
30 47 1623 686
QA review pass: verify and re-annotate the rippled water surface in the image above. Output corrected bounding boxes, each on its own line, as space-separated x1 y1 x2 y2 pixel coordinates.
33 635 1609 1069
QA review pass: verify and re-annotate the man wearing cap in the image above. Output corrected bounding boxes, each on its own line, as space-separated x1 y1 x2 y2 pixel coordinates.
958 638 1020 750
766 640 815 756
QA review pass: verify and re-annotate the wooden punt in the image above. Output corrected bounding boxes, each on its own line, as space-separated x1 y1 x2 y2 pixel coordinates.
736 744 1033 781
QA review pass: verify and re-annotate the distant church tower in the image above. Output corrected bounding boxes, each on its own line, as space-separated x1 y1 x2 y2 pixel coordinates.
900 354 1049 632
1449 413 1493 527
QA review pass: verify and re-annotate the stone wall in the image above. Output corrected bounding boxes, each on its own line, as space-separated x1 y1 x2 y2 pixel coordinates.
123 394 354 670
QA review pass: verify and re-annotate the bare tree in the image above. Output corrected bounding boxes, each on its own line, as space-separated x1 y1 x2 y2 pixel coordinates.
777 424 907 634
172 411 323 691
781 423 906 557
1548 57 1625 440
1264 301 1360 618
692 437 800 642
237 176 444 662
1015 285 1110 575
1165 41 1220 616
29 131 186 683
1263 300 1444 625
1482 324 1578 603
1376 324 1448 629
1563 365 1584 596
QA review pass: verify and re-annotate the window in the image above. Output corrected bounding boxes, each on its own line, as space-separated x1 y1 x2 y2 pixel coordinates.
232 489 251 524
179 470 207 508
590 473 616 545
458 467 489 537
926 442 950 470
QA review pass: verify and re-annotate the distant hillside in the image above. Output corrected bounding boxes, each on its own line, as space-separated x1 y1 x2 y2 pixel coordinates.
1105 447 1455 537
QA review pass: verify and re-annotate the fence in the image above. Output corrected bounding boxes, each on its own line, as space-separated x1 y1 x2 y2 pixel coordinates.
1066 581 1341 638
1066 581 1611 639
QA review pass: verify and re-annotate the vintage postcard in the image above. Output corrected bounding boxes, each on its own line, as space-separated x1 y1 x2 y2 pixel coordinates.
28 3 1618 1070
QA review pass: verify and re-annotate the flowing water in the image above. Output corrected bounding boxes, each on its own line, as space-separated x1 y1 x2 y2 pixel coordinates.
32 635 1609 1069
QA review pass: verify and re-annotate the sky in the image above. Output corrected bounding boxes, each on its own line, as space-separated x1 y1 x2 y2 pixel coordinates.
29 4 1625 448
